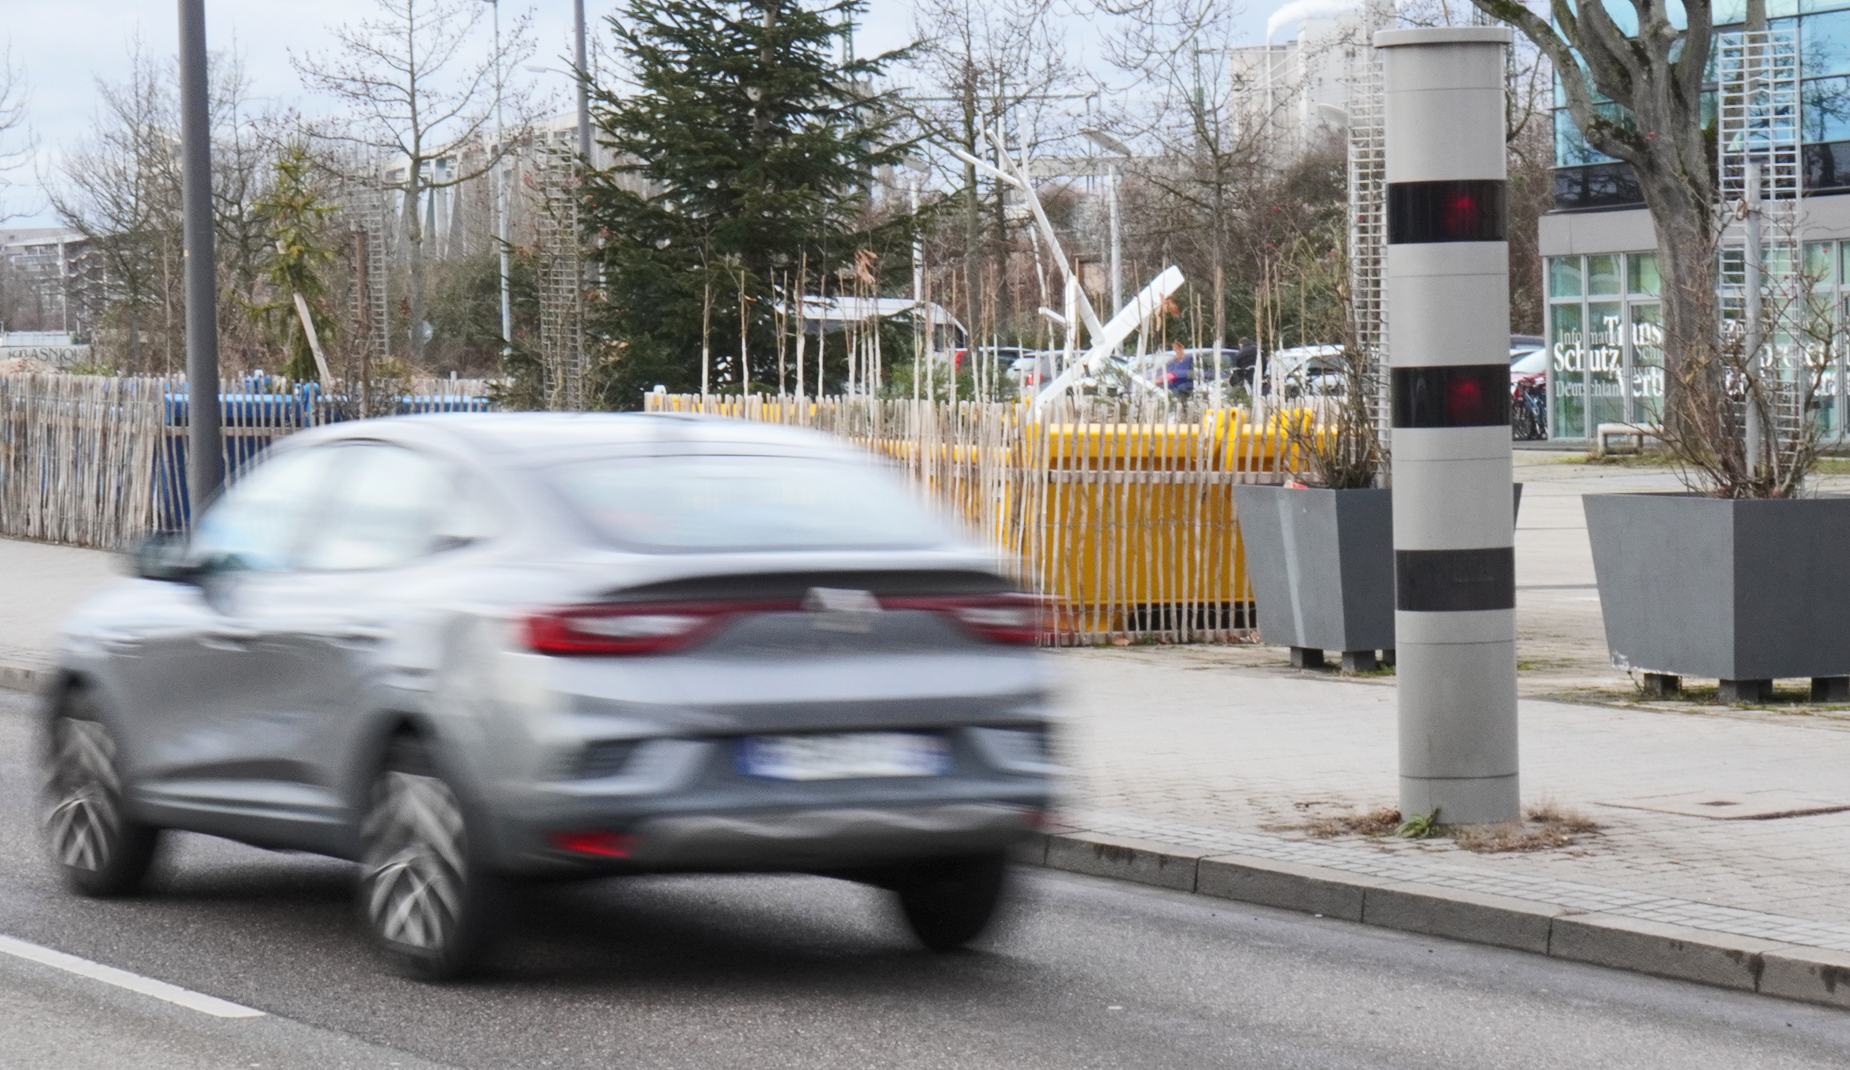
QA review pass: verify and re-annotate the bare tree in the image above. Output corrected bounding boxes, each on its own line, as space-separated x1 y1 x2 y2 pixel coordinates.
49 48 184 371
1094 0 1310 362
906 0 1090 353
0 46 32 222
294 0 534 364
49 46 289 372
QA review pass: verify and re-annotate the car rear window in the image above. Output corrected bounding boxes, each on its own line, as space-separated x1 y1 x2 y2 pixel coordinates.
544 454 954 553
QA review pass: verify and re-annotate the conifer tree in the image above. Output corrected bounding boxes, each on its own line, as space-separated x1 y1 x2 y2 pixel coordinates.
250 141 338 384
584 0 918 406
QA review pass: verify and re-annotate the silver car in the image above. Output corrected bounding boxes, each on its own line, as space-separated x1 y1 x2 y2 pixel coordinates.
41 414 1057 979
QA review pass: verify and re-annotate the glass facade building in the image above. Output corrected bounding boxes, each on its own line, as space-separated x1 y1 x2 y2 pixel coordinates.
1554 3 1850 210
1542 5 1850 440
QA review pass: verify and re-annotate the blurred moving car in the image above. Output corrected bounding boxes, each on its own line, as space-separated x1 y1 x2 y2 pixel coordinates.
43 414 1058 979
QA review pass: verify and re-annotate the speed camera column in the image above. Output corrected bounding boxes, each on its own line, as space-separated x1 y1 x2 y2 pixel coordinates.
1375 25 1519 825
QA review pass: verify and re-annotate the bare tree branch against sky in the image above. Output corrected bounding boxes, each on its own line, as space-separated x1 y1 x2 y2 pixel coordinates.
0 0 1340 227
0 47 34 221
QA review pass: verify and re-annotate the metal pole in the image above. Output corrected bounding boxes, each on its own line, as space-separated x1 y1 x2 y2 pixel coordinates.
1745 161 1764 477
1378 25 1519 825
574 0 592 160
1108 161 1123 315
911 171 925 400
179 0 222 511
494 2 513 359
480 0 513 362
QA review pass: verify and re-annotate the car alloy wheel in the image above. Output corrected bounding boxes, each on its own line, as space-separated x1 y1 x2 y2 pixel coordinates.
358 736 498 980
43 711 159 897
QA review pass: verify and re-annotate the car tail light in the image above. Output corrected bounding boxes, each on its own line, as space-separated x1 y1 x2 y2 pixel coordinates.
525 591 1046 654
549 831 633 858
524 600 792 655
886 593 1044 645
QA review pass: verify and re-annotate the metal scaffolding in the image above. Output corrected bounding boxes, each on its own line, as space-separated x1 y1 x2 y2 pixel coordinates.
1346 15 1389 464
341 179 394 417
535 151 588 412
1715 28 1809 467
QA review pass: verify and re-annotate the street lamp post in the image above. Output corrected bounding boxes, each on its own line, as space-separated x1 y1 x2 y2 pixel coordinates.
1080 128 1128 316
907 161 927 400
484 0 512 361
178 0 222 511
574 0 592 161
1377 26 1519 826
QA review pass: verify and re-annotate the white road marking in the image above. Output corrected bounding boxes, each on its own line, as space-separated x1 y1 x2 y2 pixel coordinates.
0 932 265 1018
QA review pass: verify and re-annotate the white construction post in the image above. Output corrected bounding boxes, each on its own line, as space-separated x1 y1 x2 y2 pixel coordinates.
1377 26 1519 825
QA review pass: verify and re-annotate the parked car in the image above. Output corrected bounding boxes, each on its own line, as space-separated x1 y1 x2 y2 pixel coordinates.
1005 351 1057 393
1265 345 1348 398
1509 343 1547 381
42 414 1059 979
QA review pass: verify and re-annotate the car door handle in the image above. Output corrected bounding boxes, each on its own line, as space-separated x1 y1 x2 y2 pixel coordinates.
95 632 142 654
316 622 389 646
200 626 259 651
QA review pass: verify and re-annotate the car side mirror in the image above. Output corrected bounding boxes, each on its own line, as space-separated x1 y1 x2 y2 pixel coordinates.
132 531 200 583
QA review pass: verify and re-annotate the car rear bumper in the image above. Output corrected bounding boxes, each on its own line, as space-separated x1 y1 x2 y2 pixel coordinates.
625 801 1038 870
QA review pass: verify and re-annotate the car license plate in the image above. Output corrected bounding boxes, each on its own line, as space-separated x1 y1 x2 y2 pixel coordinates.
737 732 950 781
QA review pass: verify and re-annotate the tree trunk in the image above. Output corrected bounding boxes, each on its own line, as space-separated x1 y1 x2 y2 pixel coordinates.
1632 155 1715 444
406 171 425 366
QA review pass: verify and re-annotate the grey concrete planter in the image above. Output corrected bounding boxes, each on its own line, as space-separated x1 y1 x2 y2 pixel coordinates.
1234 485 1394 669
1585 493 1850 698
1236 483 1524 671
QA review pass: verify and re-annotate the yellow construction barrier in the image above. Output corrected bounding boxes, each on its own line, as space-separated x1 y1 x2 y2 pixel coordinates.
643 394 1305 643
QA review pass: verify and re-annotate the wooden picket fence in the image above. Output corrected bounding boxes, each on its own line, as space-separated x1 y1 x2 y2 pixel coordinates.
0 374 165 548
645 393 1298 645
0 373 494 550
0 373 1299 647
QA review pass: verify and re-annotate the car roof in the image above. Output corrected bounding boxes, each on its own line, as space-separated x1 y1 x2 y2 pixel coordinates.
286 411 856 465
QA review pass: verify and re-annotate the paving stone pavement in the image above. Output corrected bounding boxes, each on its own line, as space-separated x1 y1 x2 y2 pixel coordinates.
1058 808 1850 952
1055 648 1850 946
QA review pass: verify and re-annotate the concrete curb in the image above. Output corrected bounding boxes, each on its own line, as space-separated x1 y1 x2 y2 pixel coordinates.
1025 829 1850 1012
0 661 47 695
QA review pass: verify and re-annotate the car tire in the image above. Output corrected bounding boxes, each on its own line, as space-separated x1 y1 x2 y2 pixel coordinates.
894 853 1009 952
357 733 500 981
43 705 160 898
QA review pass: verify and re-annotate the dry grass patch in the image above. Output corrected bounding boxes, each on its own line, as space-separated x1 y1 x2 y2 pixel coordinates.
1449 802 1604 854
1274 800 1603 853
1289 805 1403 838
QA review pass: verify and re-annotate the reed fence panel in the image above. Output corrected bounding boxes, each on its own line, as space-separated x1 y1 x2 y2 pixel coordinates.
0 373 494 550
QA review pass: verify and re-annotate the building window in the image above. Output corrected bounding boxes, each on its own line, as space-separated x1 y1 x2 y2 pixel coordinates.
1544 253 1663 440
1544 243 1850 441
1553 161 1645 211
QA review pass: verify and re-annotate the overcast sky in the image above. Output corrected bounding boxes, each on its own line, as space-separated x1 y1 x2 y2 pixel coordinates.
1 0 1285 228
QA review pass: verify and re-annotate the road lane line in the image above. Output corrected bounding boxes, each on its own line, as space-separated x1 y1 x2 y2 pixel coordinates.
0 933 265 1018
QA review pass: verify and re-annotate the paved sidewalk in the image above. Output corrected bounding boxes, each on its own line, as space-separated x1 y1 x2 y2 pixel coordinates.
0 537 120 687
1054 650 1850 935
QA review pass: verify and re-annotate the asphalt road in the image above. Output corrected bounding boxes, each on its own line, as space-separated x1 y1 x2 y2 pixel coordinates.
2 688 1848 1069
